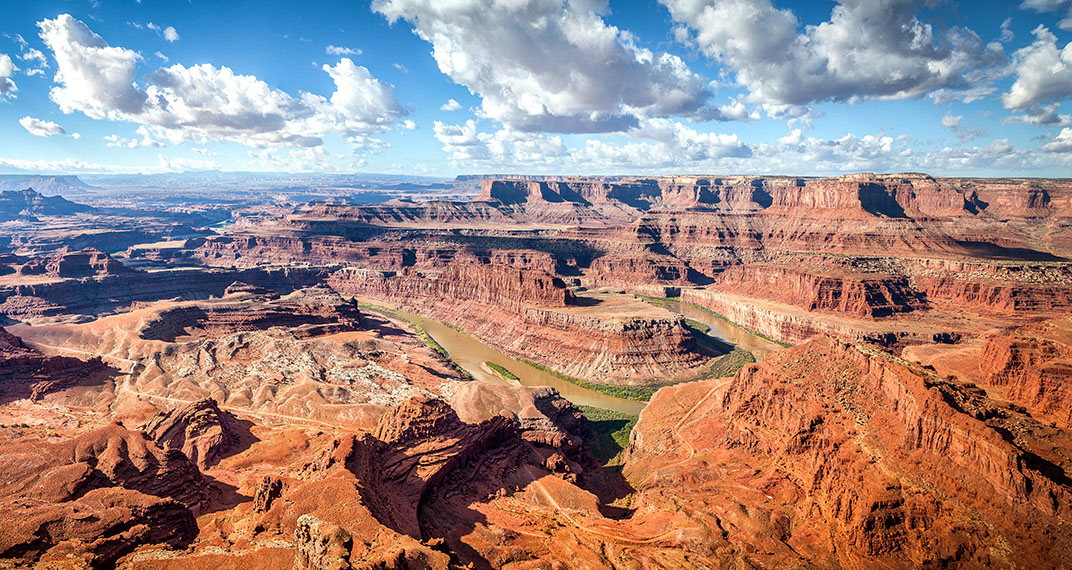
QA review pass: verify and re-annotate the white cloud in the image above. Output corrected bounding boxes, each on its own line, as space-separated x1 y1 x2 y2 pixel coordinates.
19 47 47 68
1002 26 1072 116
941 113 961 129
941 112 988 141
19 116 66 137
158 153 217 172
913 138 1068 173
38 14 406 148
392 63 408 73
163 26 179 42
39 14 147 118
433 120 489 161
0 53 18 97
714 100 760 122
374 0 711 133
0 156 136 174
440 98 462 111
1042 127 1072 152
660 0 1003 107
1022 0 1072 31
400 119 417 130
154 51 169 62
1006 103 1072 126
246 146 340 172
1000 17 1015 43
191 147 216 156
346 135 390 154
433 117 749 169
326 45 361 56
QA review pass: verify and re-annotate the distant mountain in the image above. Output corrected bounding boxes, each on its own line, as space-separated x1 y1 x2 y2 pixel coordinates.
0 189 95 222
0 175 93 196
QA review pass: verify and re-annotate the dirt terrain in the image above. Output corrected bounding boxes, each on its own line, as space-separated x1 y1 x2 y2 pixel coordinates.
0 173 1069 568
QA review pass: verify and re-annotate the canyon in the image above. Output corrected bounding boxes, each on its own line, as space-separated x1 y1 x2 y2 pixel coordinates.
0 172 1069 569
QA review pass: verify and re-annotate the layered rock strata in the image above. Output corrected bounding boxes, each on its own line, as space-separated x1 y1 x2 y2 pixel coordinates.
329 264 713 383
624 336 1072 569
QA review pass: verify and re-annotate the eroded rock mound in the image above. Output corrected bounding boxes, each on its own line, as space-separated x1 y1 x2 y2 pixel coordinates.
449 381 587 449
143 397 246 470
0 423 205 566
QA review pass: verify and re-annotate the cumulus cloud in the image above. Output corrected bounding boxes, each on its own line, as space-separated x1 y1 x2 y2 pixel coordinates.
38 14 406 147
163 26 179 42
374 0 712 133
0 53 18 97
917 138 1038 171
941 112 988 141
19 116 67 137
0 156 136 174
158 154 217 172
1042 127 1072 152
433 117 749 169
326 45 361 56
1022 0 1072 31
246 146 345 172
1002 26 1072 125
440 98 461 111
660 0 1003 107
1006 103 1072 126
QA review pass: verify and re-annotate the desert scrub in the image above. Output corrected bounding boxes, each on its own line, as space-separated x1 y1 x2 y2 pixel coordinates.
578 405 638 465
485 361 520 381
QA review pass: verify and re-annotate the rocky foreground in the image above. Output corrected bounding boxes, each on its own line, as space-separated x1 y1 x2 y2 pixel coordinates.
0 173 1069 568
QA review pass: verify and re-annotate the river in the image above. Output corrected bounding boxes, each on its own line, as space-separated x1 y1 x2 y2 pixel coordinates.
405 313 647 415
658 300 784 362
374 297 782 416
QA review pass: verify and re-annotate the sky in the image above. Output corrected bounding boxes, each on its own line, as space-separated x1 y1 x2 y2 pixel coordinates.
1 0 1072 178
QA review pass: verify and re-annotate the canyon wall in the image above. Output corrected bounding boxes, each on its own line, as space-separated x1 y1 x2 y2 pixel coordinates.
329 264 712 383
625 336 1072 568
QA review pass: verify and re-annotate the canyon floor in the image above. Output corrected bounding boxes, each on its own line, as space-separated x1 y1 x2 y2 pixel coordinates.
0 173 1070 569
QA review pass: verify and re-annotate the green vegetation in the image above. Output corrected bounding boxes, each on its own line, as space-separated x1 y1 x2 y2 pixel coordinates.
517 358 667 401
485 361 519 381
683 317 710 335
577 405 638 465
698 346 756 380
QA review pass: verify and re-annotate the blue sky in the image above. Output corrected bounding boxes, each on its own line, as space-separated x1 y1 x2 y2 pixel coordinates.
1 0 1071 177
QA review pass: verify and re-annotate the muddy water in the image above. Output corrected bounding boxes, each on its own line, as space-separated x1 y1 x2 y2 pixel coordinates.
665 301 783 362
405 313 647 415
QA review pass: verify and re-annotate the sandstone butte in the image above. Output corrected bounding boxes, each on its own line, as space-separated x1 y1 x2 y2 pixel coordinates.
0 172 1068 569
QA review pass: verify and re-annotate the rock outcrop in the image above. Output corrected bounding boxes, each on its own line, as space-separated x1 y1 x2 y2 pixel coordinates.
625 336 1072 569
0 188 94 222
0 423 205 566
0 325 109 401
137 283 360 342
143 398 245 469
977 316 1072 429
